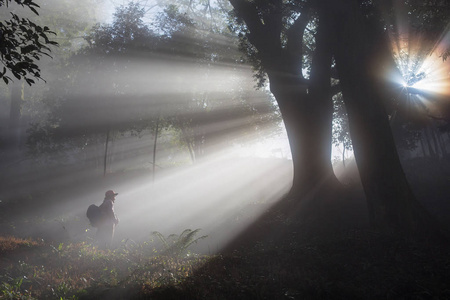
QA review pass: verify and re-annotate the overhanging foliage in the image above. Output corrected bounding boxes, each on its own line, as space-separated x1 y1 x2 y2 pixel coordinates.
0 0 58 85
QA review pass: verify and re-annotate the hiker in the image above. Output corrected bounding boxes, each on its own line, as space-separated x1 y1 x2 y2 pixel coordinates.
96 190 120 249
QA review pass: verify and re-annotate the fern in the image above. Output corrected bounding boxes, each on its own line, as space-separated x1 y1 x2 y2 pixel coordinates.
152 229 208 257
152 231 171 250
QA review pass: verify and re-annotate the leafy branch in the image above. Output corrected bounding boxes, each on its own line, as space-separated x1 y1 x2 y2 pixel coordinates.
0 0 58 85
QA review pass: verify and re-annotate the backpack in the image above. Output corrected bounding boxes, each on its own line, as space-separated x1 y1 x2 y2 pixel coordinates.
86 204 103 227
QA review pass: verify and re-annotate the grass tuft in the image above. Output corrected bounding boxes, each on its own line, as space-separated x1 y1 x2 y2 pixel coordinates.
0 236 41 253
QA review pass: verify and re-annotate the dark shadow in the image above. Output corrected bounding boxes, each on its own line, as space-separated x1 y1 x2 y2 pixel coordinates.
135 156 450 300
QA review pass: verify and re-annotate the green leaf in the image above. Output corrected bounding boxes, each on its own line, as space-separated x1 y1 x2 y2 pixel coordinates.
29 1 41 8
25 78 35 86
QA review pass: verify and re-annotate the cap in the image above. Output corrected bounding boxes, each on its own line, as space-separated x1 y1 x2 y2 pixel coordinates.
105 190 118 199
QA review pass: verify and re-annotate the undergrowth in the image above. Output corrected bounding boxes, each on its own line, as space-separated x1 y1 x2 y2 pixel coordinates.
152 229 208 257
0 232 210 300
1 229 450 299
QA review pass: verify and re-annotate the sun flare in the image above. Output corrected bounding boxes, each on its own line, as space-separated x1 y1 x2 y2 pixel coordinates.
388 5 450 117
391 40 450 116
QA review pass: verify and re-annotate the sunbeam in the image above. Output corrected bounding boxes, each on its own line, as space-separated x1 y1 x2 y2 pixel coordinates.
0 26 292 253
112 152 292 253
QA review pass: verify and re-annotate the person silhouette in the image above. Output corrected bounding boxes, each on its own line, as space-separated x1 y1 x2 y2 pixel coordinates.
96 190 119 249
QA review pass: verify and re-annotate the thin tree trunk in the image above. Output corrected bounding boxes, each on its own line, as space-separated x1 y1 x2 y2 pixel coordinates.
179 126 195 163
434 125 447 157
103 128 110 177
429 126 441 158
152 116 160 183
195 127 203 160
424 126 436 158
342 144 346 167
419 136 427 158
108 135 115 172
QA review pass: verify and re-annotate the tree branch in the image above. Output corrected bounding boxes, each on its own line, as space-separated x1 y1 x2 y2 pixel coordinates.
229 0 265 49
286 7 311 59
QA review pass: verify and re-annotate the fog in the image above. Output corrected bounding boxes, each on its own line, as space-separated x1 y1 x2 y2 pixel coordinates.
1 145 293 254
0 1 295 252
2 0 450 257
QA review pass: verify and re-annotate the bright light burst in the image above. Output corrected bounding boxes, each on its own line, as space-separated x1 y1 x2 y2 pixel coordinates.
388 6 450 116
396 53 450 96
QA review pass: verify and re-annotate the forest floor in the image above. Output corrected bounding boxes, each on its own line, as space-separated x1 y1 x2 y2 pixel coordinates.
1 225 449 299
166 230 450 300
1 156 450 299
1 187 450 300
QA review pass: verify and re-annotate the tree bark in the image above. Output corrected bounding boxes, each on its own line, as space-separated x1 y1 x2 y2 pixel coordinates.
267 16 338 199
269 74 336 198
229 0 339 201
322 0 442 235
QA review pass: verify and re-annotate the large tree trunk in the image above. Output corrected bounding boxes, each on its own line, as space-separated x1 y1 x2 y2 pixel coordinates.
266 13 338 200
270 76 336 198
229 0 339 203
323 0 442 235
